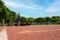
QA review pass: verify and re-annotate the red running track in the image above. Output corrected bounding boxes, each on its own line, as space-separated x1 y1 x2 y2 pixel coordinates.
0 25 60 40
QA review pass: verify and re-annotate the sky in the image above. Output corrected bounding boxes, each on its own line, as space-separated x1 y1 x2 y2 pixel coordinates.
3 0 60 18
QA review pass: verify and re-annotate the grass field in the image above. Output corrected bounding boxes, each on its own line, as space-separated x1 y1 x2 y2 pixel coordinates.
4 25 60 40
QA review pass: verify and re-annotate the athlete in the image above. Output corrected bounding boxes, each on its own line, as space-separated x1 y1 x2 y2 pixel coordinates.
17 14 21 26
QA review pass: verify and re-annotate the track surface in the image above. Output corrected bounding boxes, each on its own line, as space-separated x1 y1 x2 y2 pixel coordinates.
0 25 60 40
0 27 4 31
5 25 60 40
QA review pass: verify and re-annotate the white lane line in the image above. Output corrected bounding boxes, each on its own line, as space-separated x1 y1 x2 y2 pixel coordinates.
0 28 8 40
19 29 60 33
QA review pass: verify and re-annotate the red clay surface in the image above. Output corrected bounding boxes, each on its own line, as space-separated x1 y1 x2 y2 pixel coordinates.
6 25 60 40
0 25 60 40
0 27 4 31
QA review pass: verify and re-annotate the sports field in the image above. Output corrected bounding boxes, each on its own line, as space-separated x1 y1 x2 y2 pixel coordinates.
0 25 60 40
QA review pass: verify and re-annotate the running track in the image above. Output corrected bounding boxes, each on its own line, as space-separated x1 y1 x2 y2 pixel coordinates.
0 25 60 40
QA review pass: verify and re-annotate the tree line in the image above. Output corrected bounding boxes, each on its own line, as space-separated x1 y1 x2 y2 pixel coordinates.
21 16 60 25
0 0 60 26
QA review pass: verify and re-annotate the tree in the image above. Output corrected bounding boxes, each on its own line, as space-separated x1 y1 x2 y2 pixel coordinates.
20 16 26 24
0 0 17 26
44 17 52 24
35 17 45 24
0 0 6 25
26 18 35 24
52 16 60 24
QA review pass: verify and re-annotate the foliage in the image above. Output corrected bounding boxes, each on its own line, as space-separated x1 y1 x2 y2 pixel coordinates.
0 0 17 26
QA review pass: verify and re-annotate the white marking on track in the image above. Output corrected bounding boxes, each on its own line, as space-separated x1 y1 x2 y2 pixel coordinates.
0 28 8 40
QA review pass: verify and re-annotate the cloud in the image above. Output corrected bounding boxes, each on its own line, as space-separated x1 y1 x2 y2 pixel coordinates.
3 0 60 13
45 0 60 13
4 1 35 9
2 0 60 17
45 7 58 13
3 0 43 10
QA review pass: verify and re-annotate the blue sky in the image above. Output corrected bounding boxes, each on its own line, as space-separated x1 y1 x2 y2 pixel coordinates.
3 0 60 18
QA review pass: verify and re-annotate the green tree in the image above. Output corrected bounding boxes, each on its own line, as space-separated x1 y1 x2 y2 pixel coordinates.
0 0 17 26
35 17 45 24
26 18 34 24
21 16 26 24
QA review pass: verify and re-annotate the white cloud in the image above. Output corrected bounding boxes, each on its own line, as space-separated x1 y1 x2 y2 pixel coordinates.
3 0 43 10
45 0 60 13
4 1 35 9
45 7 58 13
3 0 60 15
